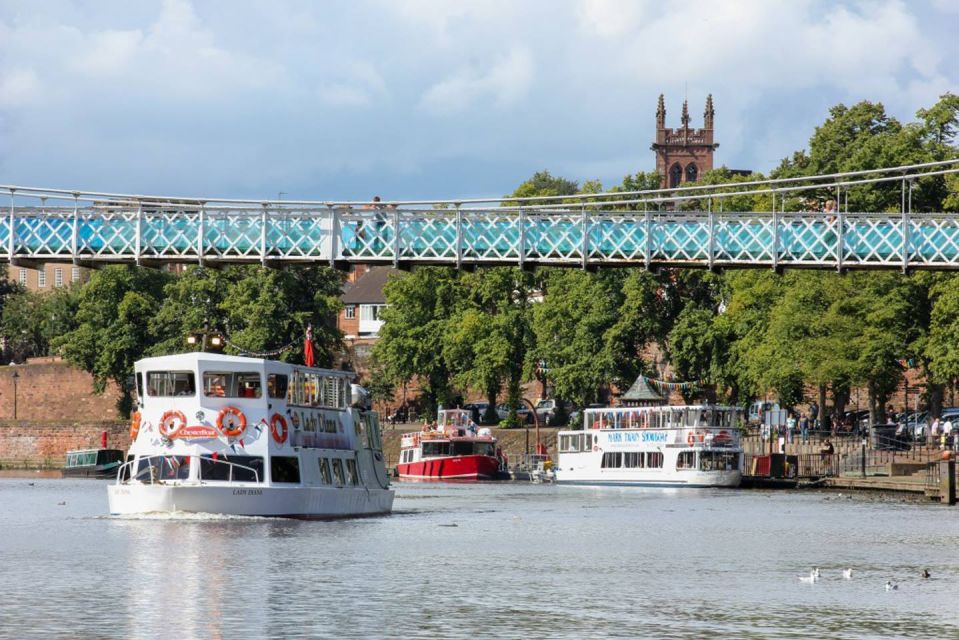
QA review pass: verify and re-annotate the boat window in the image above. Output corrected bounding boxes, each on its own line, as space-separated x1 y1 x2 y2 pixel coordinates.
422 441 451 457
147 371 196 397
331 459 345 486
474 442 495 457
287 370 348 409
271 456 301 484
203 372 262 398
268 374 288 399
200 455 263 482
119 454 134 481
700 452 739 472
345 459 359 485
648 452 663 468
135 456 163 481
677 451 696 470
601 452 623 468
624 452 645 468
452 441 474 456
158 456 191 481
135 372 144 404
319 458 332 484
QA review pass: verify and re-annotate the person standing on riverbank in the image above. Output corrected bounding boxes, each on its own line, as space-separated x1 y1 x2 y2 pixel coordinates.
786 413 797 444
799 414 810 444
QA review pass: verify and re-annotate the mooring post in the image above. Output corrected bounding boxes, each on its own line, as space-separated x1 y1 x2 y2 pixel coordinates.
940 458 956 505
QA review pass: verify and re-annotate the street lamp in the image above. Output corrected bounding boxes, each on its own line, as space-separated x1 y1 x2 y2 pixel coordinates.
11 370 19 420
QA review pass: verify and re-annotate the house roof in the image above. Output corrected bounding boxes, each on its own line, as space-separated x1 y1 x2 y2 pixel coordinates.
340 267 398 304
621 375 665 402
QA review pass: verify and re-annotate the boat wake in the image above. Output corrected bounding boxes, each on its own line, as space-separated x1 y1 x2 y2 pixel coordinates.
100 511 268 521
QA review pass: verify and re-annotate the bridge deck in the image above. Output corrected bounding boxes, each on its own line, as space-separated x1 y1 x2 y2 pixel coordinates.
4 207 959 270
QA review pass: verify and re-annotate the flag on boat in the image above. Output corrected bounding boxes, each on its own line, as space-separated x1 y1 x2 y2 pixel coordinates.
304 323 315 368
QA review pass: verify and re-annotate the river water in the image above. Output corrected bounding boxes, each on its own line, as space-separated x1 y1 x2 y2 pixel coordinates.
2 478 958 639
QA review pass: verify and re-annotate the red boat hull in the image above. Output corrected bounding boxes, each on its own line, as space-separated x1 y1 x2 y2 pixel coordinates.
397 455 501 480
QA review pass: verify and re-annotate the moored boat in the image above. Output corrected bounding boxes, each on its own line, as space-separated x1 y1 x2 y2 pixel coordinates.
107 352 394 518
556 405 743 488
397 409 506 480
64 448 125 478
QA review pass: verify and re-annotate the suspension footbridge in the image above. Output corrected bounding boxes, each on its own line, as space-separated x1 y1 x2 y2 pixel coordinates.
3 160 959 271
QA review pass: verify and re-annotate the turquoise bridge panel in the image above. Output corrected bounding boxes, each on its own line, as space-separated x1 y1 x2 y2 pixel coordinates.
4 208 959 269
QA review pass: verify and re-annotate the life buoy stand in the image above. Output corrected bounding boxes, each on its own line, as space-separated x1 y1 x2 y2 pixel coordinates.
159 410 187 439
270 413 289 445
217 406 247 438
130 411 142 440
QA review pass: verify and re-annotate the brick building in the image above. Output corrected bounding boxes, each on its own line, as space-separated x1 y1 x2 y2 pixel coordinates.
338 265 398 373
7 263 89 292
651 94 719 189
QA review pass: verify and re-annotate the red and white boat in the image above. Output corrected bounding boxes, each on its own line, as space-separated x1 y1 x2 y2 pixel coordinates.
397 409 506 480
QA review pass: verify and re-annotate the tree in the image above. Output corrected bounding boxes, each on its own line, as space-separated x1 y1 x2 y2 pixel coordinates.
54 265 172 415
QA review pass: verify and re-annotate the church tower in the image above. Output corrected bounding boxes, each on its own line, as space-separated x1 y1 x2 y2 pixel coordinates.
651 94 719 189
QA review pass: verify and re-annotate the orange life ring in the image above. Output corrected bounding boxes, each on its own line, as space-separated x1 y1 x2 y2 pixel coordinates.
687 431 696 446
130 411 142 440
159 410 187 439
270 413 289 445
217 406 247 438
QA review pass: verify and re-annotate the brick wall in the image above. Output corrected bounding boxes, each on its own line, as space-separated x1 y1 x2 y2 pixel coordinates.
0 358 123 422
0 421 130 469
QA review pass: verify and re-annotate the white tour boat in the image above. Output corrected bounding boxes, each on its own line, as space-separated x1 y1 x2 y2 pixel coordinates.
555 405 743 488
108 352 394 517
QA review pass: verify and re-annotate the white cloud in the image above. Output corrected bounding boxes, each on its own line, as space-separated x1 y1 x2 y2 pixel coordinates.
577 0 650 38
73 30 144 76
0 69 40 107
419 48 533 115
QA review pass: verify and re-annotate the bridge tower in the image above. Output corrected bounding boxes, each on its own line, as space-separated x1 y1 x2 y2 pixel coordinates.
651 94 719 189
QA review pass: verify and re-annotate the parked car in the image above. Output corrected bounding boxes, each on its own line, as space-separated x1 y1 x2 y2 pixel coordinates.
496 403 532 423
747 401 780 425
534 399 572 425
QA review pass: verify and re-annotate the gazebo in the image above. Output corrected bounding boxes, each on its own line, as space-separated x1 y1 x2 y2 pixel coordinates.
620 375 667 407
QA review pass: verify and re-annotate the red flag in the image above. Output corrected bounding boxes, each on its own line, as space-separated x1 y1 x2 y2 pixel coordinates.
304 324 315 367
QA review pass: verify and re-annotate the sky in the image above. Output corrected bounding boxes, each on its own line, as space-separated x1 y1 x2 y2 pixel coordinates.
0 0 957 202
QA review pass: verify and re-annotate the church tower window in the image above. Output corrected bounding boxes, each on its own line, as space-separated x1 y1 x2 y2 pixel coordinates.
685 163 698 183
669 164 683 189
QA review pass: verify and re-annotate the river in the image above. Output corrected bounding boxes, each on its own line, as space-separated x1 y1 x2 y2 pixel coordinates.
2 478 958 639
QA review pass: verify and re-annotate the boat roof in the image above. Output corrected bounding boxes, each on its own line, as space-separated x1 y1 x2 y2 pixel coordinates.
586 405 741 414
135 351 351 377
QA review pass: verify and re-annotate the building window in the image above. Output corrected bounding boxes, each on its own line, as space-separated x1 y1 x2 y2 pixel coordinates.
18 269 27 286
54 268 63 288
37 270 46 288
344 305 355 319
669 163 682 188
71 267 80 283
360 304 385 322
685 163 698 183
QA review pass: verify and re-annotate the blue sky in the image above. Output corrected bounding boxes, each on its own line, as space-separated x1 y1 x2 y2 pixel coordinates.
0 0 957 201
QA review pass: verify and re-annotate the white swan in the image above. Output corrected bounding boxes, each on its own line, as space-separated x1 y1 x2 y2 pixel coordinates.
799 571 818 584
812 567 821 579
885 581 898 591
842 568 853 580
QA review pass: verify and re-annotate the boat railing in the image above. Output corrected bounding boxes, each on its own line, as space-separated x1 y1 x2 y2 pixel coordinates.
115 455 260 485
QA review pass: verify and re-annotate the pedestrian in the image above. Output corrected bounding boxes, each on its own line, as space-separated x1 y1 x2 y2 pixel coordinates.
809 400 819 431
800 413 810 444
786 412 797 445
820 438 835 475
930 416 941 448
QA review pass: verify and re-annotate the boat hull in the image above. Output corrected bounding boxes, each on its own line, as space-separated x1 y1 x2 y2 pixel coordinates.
397 454 501 480
107 484 394 518
556 470 742 488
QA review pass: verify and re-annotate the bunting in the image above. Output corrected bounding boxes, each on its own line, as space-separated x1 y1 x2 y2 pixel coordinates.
639 374 702 393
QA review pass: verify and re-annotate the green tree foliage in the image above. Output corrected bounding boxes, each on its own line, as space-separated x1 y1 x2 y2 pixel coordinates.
54 266 172 415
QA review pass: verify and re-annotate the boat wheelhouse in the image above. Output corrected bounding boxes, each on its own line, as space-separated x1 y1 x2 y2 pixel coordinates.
555 405 743 488
64 448 125 478
397 409 506 480
107 352 393 517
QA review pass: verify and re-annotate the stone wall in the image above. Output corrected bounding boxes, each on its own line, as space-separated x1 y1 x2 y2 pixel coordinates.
0 358 123 422
0 421 130 469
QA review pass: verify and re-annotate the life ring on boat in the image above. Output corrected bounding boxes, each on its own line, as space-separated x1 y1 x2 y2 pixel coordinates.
216 406 247 438
158 410 187 439
270 413 289 444
130 411 142 440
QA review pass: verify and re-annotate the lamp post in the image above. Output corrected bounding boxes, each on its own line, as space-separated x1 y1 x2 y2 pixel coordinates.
11 370 19 420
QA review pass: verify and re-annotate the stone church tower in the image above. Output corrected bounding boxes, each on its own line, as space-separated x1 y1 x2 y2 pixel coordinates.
651 94 719 189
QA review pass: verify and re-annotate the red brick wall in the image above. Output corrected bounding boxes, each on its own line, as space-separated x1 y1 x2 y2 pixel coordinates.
0 359 123 422
0 422 130 468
